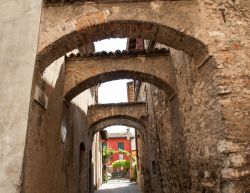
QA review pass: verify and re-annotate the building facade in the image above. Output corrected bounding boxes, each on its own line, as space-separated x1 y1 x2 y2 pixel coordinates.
106 132 134 163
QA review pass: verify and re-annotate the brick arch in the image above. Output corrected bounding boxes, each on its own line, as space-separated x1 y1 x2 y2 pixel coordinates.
64 51 174 101
87 103 147 134
89 116 144 137
37 11 207 72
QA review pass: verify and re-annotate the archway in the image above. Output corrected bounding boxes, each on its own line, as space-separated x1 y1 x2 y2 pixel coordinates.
88 102 148 191
64 49 175 101
91 125 142 191
35 14 208 107
87 102 147 130
37 15 207 72
90 117 144 136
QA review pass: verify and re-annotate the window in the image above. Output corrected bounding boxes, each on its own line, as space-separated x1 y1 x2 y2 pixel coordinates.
119 154 124 160
79 143 85 176
152 161 157 175
118 142 124 150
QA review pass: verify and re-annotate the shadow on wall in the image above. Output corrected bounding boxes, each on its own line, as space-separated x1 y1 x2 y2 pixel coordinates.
22 62 92 193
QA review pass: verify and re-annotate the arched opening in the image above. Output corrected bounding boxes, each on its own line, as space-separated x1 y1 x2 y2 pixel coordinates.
89 115 145 132
64 68 175 102
90 124 142 192
151 161 156 175
90 116 145 136
79 142 86 192
87 102 146 130
87 100 146 191
37 19 207 72
34 17 207 146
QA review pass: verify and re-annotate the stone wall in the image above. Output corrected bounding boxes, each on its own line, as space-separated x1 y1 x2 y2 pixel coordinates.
169 49 222 193
127 82 135 102
197 1 250 192
135 47 226 193
137 130 152 193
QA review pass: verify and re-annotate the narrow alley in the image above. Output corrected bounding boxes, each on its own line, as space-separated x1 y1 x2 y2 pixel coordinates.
1 1 249 193
94 180 140 193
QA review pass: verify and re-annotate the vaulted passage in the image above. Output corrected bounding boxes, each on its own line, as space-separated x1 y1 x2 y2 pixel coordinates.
2 1 249 193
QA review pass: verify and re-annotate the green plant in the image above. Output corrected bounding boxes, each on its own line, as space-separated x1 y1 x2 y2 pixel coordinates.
117 149 131 157
103 174 109 183
131 156 137 181
132 155 137 162
103 146 115 163
132 162 137 180
112 160 130 171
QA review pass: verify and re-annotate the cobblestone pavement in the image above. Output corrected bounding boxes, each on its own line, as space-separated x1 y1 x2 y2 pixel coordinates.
94 179 141 193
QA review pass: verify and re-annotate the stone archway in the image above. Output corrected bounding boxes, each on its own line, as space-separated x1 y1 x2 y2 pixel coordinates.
87 102 147 192
90 117 144 136
87 102 147 135
64 49 175 101
37 8 208 72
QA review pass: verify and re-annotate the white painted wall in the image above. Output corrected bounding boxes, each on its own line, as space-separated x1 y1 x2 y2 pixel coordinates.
0 1 42 192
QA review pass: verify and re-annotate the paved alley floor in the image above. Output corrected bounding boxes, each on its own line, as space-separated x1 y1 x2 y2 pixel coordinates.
94 179 141 193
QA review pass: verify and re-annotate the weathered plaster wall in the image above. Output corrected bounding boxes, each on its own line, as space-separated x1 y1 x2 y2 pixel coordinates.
0 1 42 192
134 82 160 193
92 132 104 190
70 93 96 193
21 58 96 193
